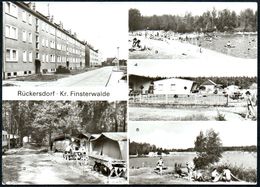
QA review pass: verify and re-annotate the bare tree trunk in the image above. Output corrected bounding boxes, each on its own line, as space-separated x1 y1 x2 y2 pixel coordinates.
49 130 52 151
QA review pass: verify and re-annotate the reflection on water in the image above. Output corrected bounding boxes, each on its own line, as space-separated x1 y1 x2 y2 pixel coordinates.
130 151 257 169
195 34 257 59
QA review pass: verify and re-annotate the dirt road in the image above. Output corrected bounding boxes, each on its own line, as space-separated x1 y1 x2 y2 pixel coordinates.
2 149 126 184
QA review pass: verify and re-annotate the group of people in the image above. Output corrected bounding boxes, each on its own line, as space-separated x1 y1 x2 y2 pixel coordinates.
156 158 234 182
211 167 233 182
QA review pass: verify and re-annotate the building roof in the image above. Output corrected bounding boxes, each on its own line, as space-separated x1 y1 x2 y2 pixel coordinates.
200 79 217 86
52 134 71 142
154 77 193 84
77 133 100 140
14 2 85 45
106 57 118 63
91 132 127 142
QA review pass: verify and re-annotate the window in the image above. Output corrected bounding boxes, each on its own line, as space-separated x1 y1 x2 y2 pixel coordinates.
36 18 39 26
5 2 18 17
5 25 18 39
42 54 45 62
36 35 39 42
28 32 32 43
28 14 32 25
6 49 18 61
22 31 26 42
36 43 39 49
45 39 48 47
36 52 39 59
57 56 61 62
23 51 27 62
170 84 176 91
46 54 48 63
42 38 45 46
158 84 163 91
50 55 55 62
22 11 26 22
57 43 61 50
29 52 32 62
50 41 55 49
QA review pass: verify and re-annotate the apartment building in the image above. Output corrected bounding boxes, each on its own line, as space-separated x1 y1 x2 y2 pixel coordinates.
85 44 102 67
2 2 85 79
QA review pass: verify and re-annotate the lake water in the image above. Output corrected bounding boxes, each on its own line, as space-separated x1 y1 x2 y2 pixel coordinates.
130 151 256 170
191 33 257 59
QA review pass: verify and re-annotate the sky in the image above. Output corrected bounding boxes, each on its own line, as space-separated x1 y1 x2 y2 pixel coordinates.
35 2 129 60
129 121 257 149
128 59 257 77
129 2 257 16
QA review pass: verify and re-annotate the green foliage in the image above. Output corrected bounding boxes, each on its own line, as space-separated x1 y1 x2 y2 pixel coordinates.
178 76 257 89
129 141 168 156
193 129 223 169
129 8 257 32
209 164 257 182
2 101 127 149
55 66 70 74
129 9 142 31
215 111 226 121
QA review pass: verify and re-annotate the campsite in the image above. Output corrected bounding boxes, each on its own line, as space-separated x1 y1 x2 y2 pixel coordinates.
2 132 127 185
129 75 257 121
2 101 127 184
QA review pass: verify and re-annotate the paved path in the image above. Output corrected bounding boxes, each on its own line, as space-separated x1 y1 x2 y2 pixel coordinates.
3 66 126 87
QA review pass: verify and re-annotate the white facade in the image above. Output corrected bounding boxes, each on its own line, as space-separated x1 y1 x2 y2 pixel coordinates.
154 78 194 95
89 49 101 67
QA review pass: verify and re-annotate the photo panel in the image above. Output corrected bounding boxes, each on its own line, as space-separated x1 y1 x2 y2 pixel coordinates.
129 121 257 184
128 59 257 121
128 2 257 60
2 100 127 184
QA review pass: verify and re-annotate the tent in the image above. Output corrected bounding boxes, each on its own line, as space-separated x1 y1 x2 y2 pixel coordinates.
90 132 127 161
77 133 100 154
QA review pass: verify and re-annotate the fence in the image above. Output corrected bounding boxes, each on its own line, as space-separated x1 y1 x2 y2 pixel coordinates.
129 93 246 107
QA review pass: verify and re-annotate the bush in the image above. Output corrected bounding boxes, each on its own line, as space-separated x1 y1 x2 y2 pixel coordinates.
209 164 257 182
55 66 70 74
215 111 226 121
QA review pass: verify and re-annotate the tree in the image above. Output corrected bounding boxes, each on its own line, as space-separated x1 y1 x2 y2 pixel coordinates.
129 8 142 31
193 129 223 169
32 101 69 150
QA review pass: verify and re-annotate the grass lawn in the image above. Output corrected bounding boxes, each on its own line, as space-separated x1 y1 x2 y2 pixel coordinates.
10 67 99 82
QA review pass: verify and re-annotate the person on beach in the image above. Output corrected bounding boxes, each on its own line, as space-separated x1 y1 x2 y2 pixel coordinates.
199 41 202 53
211 168 221 182
226 41 231 48
156 157 164 175
186 162 193 181
222 167 231 182
245 91 256 119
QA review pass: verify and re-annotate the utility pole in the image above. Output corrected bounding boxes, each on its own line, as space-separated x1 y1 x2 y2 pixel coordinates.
117 47 120 71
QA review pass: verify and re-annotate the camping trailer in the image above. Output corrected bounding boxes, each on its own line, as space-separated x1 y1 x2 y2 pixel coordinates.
89 132 127 177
